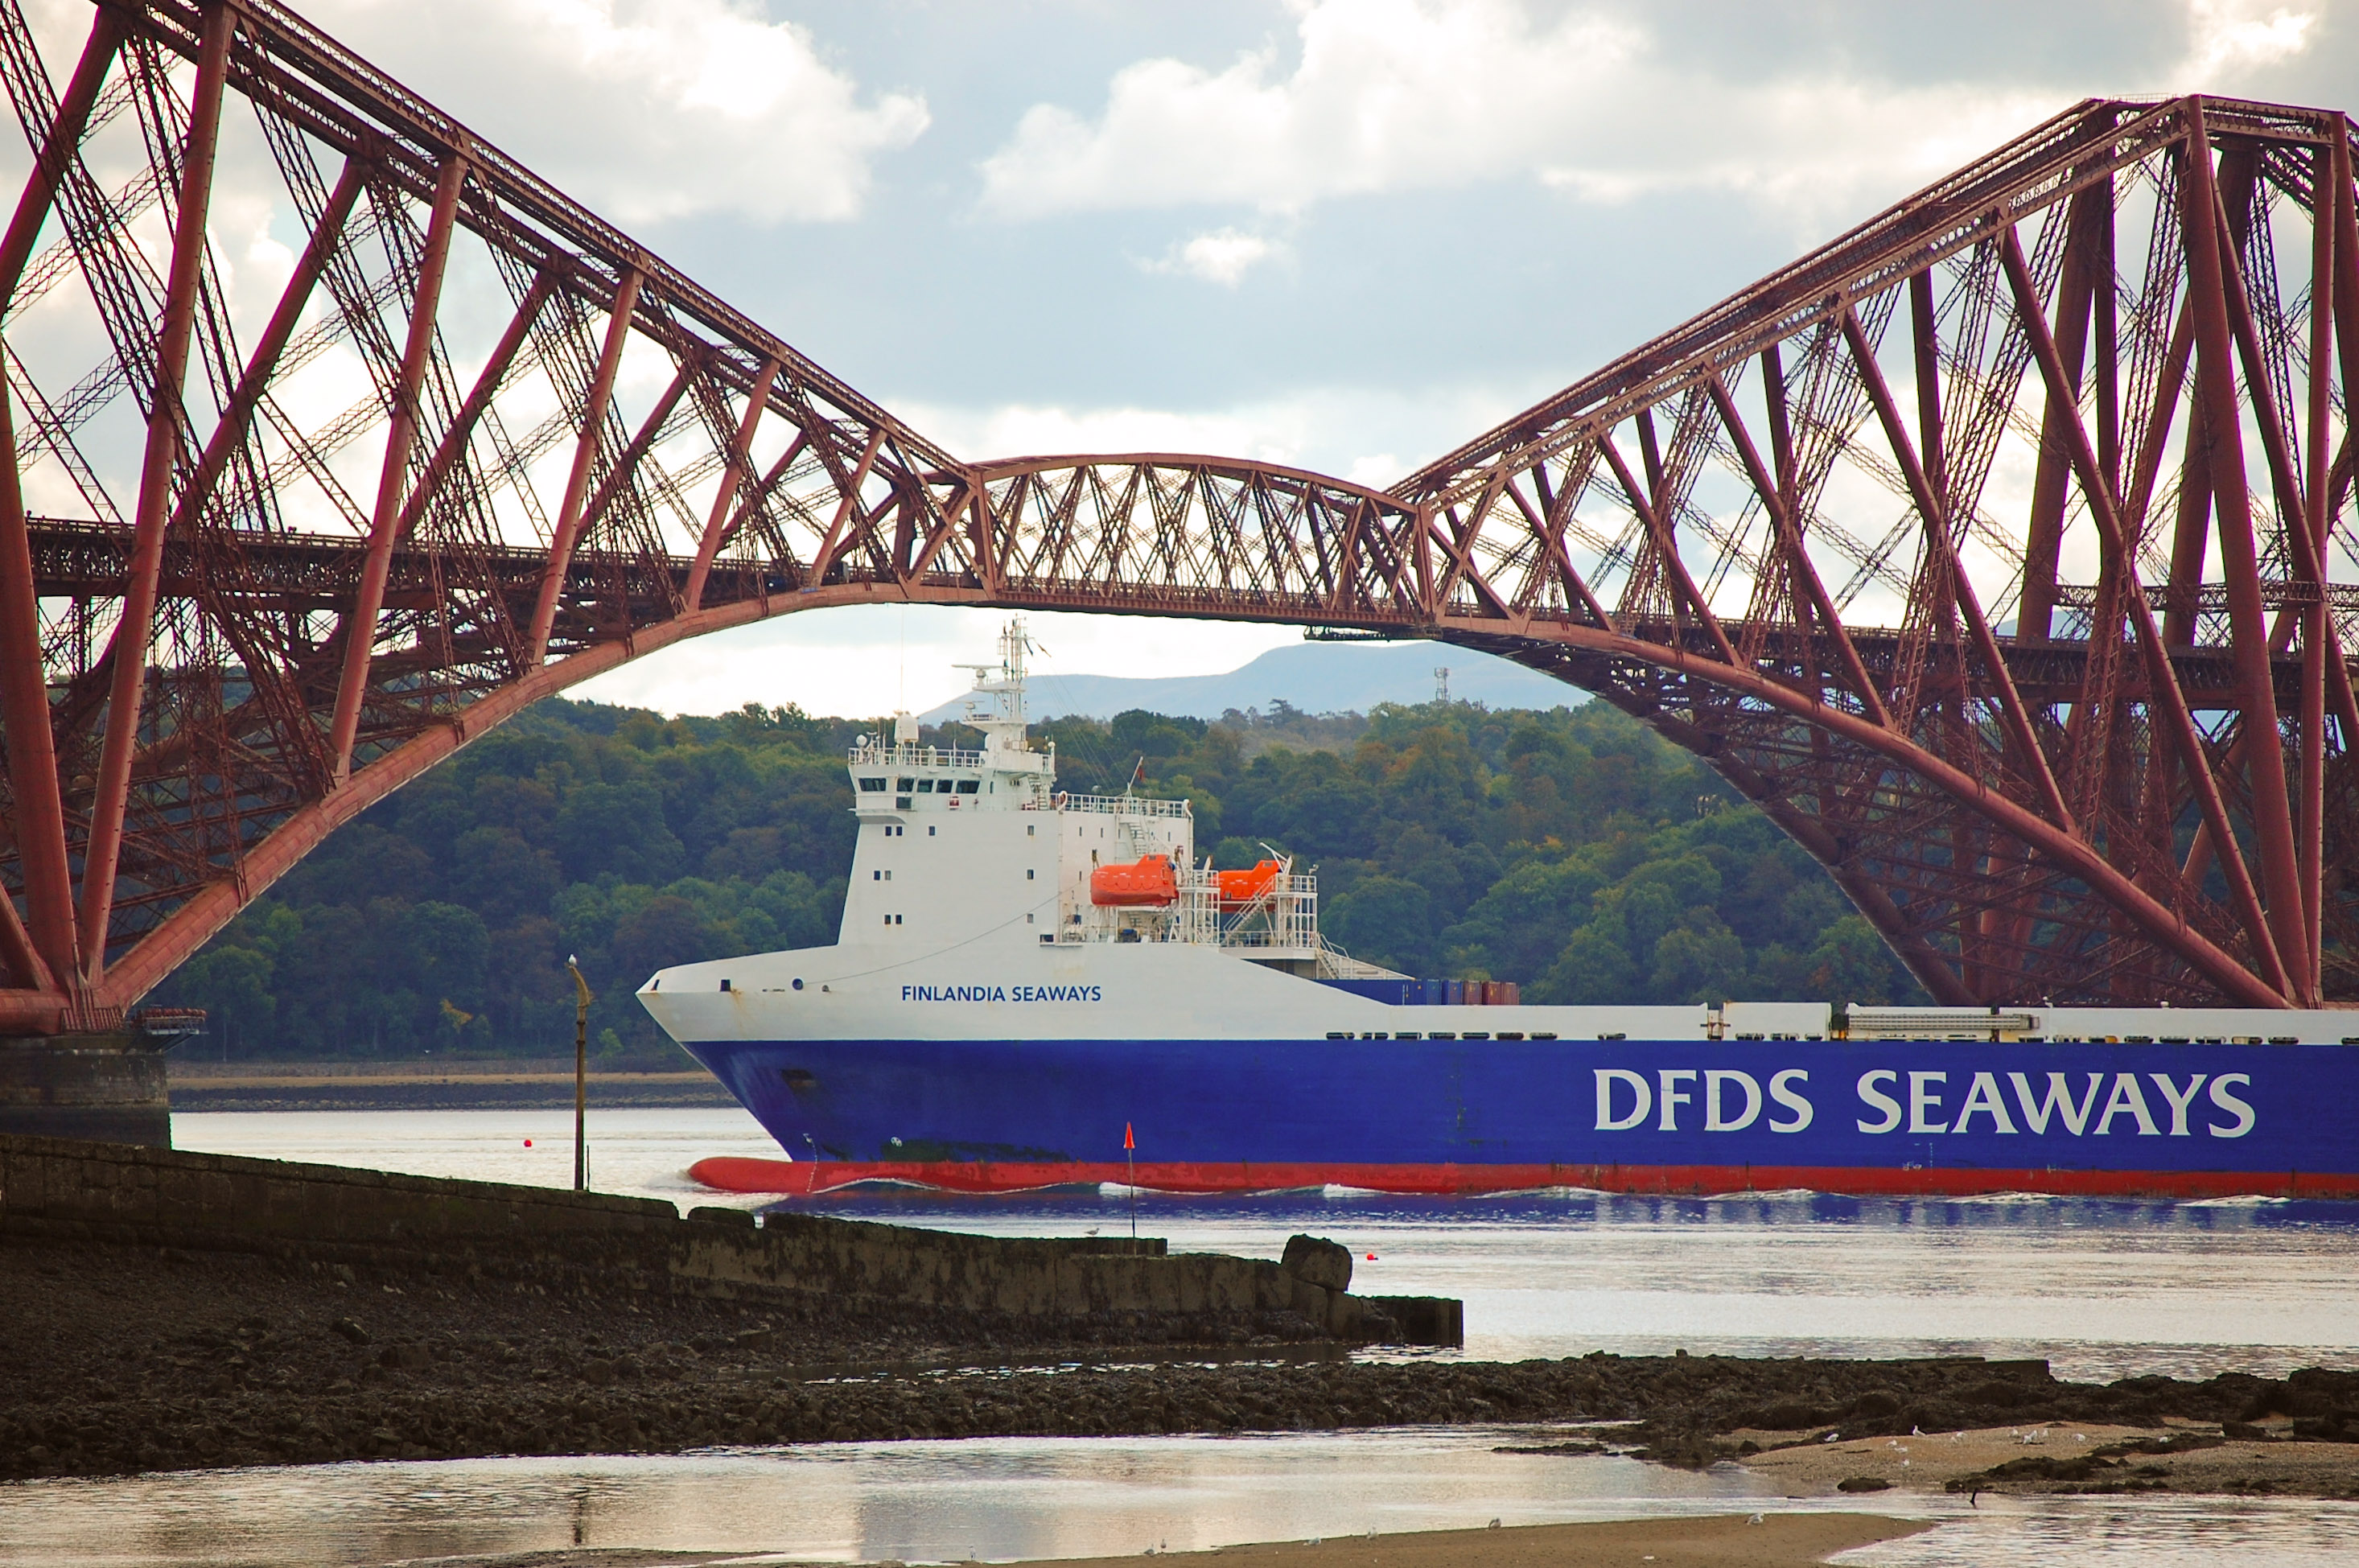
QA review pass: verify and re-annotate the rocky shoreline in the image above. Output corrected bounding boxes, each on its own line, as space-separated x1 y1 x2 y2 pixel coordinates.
4 1227 2355 1497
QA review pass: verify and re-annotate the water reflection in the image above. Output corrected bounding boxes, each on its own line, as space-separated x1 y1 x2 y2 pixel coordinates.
1838 1496 2359 1566
4 1430 2352 1568
0 1431 1770 1566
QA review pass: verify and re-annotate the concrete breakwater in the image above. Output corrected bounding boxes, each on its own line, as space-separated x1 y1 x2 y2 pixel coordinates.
0 1133 1460 1348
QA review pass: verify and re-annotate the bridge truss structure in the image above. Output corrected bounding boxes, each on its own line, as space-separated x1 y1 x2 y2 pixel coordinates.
1 0 2356 1032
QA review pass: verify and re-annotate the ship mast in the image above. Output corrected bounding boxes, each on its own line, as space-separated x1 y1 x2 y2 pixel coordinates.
956 618 1044 767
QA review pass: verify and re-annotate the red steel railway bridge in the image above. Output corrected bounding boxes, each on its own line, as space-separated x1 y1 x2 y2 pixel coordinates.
2 0 2357 1054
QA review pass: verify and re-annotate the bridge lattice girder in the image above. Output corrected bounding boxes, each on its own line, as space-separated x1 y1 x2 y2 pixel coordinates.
1 0 2356 1031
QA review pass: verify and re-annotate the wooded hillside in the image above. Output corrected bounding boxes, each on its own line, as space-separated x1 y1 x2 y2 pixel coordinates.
152 696 1924 1058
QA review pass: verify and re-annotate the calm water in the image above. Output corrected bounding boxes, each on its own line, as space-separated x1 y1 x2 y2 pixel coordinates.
26 1108 2341 1567
3 1430 2354 1567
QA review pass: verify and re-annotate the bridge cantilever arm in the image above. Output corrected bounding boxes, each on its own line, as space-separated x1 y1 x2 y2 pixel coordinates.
393 269 560 550
529 265 644 663
0 4 118 989
76 0 235 977
685 356 779 610
1998 223 2294 1001
330 149 469 783
1703 373 1892 729
1838 302 2075 834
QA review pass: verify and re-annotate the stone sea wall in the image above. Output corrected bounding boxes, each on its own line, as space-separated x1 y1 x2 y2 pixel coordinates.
0 1133 1459 1345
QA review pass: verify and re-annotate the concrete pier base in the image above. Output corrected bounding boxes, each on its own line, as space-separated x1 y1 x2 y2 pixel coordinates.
0 1034 171 1146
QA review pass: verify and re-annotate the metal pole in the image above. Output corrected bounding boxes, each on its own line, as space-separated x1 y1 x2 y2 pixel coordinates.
567 957 593 1191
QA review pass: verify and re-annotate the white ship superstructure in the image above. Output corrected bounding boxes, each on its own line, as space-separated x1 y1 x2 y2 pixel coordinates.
642 621 1401 1049
836 622 1371 970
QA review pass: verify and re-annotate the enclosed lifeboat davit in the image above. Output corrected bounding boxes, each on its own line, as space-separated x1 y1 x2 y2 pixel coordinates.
1216 858 1284 909
1089 854 1178 907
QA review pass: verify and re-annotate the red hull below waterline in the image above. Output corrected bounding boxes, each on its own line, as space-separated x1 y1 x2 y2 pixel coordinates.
686 1156 2359 1202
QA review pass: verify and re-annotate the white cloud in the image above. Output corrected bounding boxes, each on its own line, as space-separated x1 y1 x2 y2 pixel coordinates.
1142 227 1284 286
298 0 928 224
978 0 2322 235
980 0 1641 218
1530 76 2061 231
2180 0 2319 80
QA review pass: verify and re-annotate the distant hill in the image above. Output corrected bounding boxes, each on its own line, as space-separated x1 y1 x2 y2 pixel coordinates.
920 638 1581 723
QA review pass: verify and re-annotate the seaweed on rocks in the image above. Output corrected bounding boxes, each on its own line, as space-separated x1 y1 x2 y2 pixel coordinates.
5 1234 2357 1487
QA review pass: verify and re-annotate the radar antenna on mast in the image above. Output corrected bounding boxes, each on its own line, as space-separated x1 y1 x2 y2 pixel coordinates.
957 617 1044 753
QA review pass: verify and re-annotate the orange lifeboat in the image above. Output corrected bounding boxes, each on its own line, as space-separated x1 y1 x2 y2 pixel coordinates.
1089 854 1178 907
1216 858 1284 909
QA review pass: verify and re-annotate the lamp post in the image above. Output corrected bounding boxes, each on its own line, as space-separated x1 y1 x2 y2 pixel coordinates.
566 956 593 1191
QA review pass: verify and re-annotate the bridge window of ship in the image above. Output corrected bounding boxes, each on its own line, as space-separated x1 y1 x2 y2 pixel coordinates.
897 797 912 809
858 777 886 791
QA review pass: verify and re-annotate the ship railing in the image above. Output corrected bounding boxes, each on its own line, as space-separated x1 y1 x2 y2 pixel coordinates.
1217 928 1320 953
1837 1008 2040 1040
1057 792 1191 818
847 741 991 770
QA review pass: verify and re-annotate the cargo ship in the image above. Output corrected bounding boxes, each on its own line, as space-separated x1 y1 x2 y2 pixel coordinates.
641 624 2359 1202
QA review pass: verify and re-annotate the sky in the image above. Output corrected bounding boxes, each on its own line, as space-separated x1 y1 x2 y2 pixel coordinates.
36 0 2359 719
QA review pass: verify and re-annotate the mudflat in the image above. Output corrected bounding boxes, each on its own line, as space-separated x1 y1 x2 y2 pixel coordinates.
1738 1418 2359 1500
1004 1514 1933 1568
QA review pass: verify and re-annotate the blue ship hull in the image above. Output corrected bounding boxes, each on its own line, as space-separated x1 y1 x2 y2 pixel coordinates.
680 1034 2359 1199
